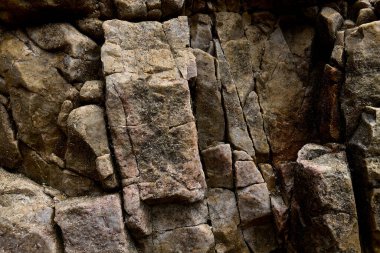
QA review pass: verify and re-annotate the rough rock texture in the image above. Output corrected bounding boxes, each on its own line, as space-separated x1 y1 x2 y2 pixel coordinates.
1 0 380 252
0 168 61 253
55 194 137 253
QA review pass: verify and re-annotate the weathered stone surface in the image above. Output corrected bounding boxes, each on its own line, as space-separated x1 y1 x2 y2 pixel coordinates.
102 19 206 203
193 49 225 150
123 184 152 237
215 12 244 44
26 23 100 83
114 0 148 20
342 21 380 137
356 8 377 26
152 200 208 232
349 107 380 251
259 163 277 193
207 188 250 253
257 24 315 163
190 14 213 52
235 161 264 188
201 144 233 189
290 143 361 253
77 18 105 41
153 224 215 253
233 150 253 161
55 194 137 253
0 104 21 168
0 168 61 253
20 145 101 197
215 40 255 158
65 105 118 189
237 183 271 226
79 80 104 104
243 223 278 253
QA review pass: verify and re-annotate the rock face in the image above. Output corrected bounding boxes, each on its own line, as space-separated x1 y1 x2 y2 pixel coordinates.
0 1 380 252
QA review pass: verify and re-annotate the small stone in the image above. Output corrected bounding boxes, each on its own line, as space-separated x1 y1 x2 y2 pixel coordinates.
202 144 234 189
235 161 264 188
79 80 104 104
259 163 277 193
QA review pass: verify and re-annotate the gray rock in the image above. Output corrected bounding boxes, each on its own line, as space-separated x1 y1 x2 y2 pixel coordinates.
237 183 271 226
318 7 344 48
55 194 137 253
243 223 278 253
114 0 147 20
290 143 361 252
79 80 104 104
356 8 377 25
190 14 213 52
342 21 380 137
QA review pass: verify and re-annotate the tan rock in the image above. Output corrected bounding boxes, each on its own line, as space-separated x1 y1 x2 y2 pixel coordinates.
114 0 147 20
153 224 215 253
259 163 277 193
0 168 61 253
190 14 213 52
79 80 104 104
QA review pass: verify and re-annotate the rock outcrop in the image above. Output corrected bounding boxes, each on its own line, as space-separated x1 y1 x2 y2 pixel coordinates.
0 0 380 252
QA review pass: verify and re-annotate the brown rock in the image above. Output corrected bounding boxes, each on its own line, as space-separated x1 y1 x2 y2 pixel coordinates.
356 8 377 26
259 163 277 193
318 7 344 48
233 150 253 161
114 0 147 20
55 194 137 253
0 168 61 253
190 14 213 52
215 12 244 44
201 144 233 189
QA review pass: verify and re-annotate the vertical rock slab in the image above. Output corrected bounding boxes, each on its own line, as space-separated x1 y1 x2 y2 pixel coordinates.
290 144 361 252
0 168 61 253
207 188 250 253
349 107 380 251
342 21 380 137
193 49 225 150
0 104 21 168
257 24 315 163
55 194 137 253
102 19 206 203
